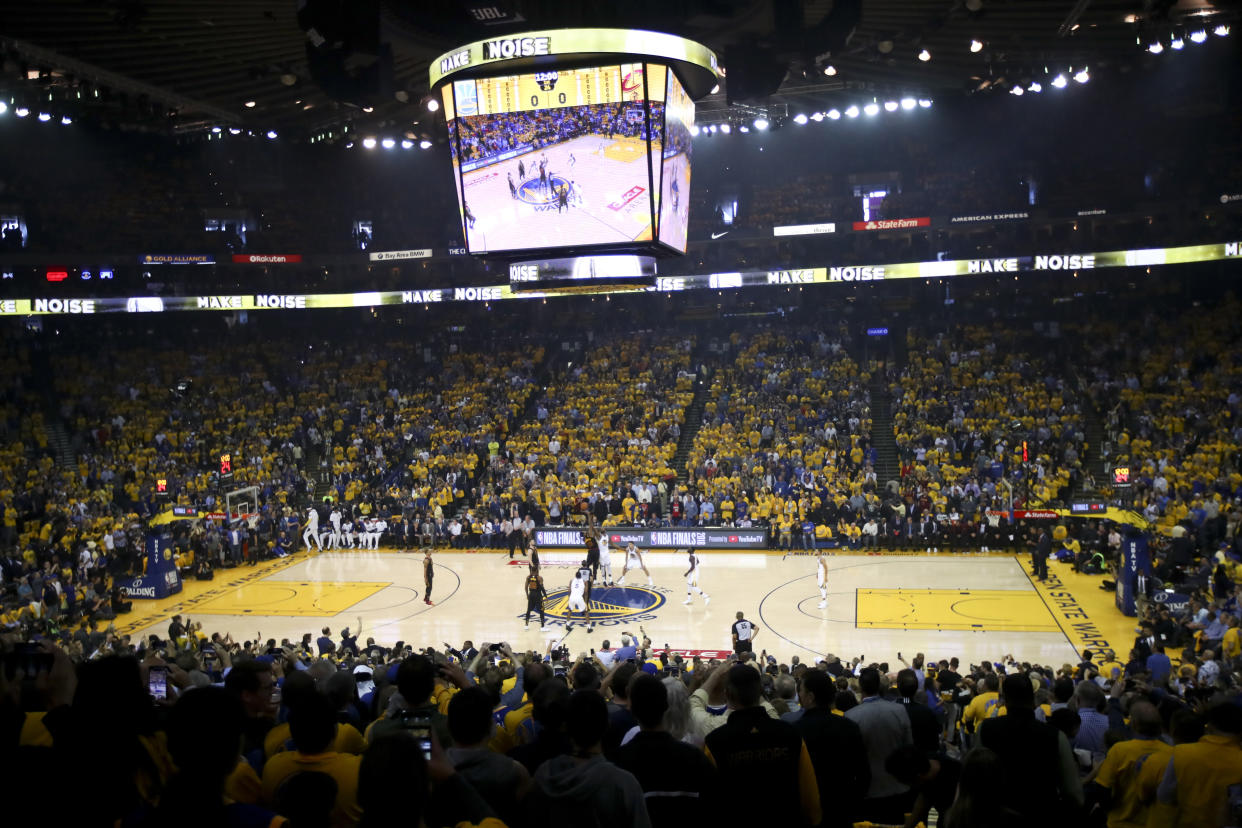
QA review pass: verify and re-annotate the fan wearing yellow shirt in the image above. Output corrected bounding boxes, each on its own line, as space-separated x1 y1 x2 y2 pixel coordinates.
961 674 1000 743
261 694 362 828
1222 616 1241 662
1087 701 1170 828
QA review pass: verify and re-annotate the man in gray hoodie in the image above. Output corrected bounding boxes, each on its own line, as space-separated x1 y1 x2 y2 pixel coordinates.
528 689 652 828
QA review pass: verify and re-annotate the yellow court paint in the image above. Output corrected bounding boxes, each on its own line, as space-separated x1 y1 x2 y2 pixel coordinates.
856 588 1062 633
191 581 391 617
603 138 647 163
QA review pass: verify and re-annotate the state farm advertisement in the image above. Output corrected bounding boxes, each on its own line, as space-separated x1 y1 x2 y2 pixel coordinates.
852 217 931 231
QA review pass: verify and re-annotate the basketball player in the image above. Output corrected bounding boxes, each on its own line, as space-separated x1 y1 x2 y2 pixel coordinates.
340 517 355 549
566 562 593 633
464 202 476 228
585 531 601 582
328 507 342 549
523 564 548 630
508 171 518 199
303 506 321 552
527 539 541 573
618 541 653 586
372 517 387 549
423 548 435 606
597 532 613 587
569 151 576 167
557 185 569 213
518 159 526 180
682 548 709 606
816 549 829 609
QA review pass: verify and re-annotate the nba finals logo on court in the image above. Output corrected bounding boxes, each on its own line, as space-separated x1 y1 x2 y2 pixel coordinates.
517 174 571 207
527 586 666 627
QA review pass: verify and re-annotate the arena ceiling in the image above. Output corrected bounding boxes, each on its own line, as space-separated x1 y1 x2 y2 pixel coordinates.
0 0 1236 137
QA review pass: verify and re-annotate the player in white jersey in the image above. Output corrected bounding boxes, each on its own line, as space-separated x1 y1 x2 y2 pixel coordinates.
816 550 829 608
618 542 653 586
597 533 613 586
328 508 342 549
340 519 354 549
360 518 375 549
566 560 594 633
303 506 322 552
318 522 334 550
682 548 710 606
372 518 387 549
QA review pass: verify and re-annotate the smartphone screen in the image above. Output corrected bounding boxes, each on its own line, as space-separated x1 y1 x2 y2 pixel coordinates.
148 666 168 700
400 715 432 760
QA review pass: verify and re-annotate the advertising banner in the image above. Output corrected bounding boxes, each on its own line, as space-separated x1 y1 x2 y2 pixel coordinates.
852 217 931 231
1115 533 1150 617
533 526 767 549
231 254 303 264
118 534 183 600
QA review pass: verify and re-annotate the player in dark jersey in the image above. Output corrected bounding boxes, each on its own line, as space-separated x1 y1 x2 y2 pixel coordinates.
584 532 601 581
527 538 540 573
523 565 548 630
423 548 435 605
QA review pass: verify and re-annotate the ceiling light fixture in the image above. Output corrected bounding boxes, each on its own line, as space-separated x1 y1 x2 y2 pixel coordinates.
419 139 432 149
845 105 860 117
918 49 931 61
362 137 377 149
793 112 808 124
827 108 842 119
970 39 984 53
1051 73 1069 88
753 117 769 130
426 98 440 112
244 100 256 108
1148 41 1164 53
1190 30 1208 43
900 97 916 109
824 64 837 76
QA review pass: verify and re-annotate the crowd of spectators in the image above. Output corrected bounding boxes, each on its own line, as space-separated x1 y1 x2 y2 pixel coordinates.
496 332 692 528
458 102 654 163
8 585 1242 827
1079 296 1242 541
679 325 879 549
885 325 1087 549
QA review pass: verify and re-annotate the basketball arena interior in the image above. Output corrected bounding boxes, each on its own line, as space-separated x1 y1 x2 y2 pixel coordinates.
2 2 1242 827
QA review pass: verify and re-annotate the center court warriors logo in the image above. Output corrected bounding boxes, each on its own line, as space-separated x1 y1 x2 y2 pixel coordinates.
522 585 666 627
517 174 571 206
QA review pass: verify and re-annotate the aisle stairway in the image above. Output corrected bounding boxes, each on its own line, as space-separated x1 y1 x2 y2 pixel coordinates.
46 419 74 469
869 373 901 485
672 382 711 487
1074 397 1110 496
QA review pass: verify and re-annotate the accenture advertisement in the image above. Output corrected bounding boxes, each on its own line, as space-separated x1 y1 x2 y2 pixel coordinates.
533 526 767 549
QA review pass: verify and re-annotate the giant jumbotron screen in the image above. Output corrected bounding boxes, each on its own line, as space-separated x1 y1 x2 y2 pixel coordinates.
442 63 692 255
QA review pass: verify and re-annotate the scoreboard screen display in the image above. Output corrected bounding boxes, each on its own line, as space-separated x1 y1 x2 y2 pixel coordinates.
442 63 692 256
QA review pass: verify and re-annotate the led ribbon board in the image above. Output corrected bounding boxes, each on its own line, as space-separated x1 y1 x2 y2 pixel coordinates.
3 239 1239 315
430 29 723 98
